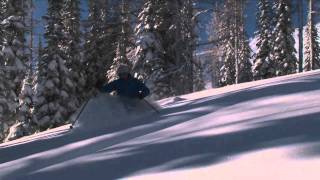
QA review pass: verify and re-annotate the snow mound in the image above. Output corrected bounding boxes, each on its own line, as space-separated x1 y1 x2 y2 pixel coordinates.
72 94 159 131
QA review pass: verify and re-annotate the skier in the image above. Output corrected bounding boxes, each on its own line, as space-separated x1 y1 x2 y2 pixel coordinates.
100 64 150 99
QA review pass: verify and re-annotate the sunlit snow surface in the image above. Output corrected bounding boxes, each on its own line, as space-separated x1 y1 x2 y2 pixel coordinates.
1 70 320 180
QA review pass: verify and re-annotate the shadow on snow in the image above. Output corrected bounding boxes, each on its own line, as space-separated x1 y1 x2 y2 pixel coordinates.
1 74 320 180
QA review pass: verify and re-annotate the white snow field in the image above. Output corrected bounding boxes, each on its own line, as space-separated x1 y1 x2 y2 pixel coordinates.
1 70 320 180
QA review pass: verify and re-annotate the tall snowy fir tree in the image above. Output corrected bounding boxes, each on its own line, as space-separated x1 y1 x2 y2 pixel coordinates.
175 0 198 93
61 0 85 112
218 0 237 86
182 0 204 92
0 0 6 140
209 2 224 88
9 0 35 141
253 0 273 80
1 0 28 94
84 0 103 94
84 0 115 94
235 0 252 83
32 0 73 129
0 0 28 141
134 0 171 100
135 0 198 99
271 0 297 76
100 0 120 81
107 0 132 82
160 0 189 96
216 0 252 86
193 62 205 92
304 0 320 71
37 36 43 61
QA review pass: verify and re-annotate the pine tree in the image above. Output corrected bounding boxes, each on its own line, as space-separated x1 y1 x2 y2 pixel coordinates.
32 0 72 129
135 0 197 99
253 0 273 80
134 0 170 100
238 36 253 83
37 36 43 61
271 0 297 76
219 0 236 86
100 0 119 80
304 0 320 71
1 0 28 94
107 0 132 82
297 0 304 72
174 0 196 94
160 1 184 96
235 0 252 83
84 0 102 94
0 0 7 139
217 0 252 86
0 0 6 23
193 63 205 92
0 0 28 141
209 2 224 88
61 0 85 112
84 0 115 94
10 0 35 141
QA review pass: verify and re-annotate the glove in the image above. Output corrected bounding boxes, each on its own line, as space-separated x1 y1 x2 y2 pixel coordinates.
95 80 104 90
138 93 144 99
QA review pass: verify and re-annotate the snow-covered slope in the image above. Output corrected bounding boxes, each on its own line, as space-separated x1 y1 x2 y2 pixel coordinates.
1 70 320 180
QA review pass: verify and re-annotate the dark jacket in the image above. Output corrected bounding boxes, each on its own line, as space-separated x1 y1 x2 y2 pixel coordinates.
101 75 150 99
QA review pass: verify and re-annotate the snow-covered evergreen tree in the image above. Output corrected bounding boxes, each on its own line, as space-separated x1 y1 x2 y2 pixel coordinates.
217 0 252 86
100 0 119 80
209 2 224 88
107 42 129 82
173 0 196 95
271 0 297 76
0 0 7 140
235 0 252 83
84 0 101 94
135 0 197 99
8 0 35 141
253 0 273 80
84 0 115 94
193 63 205 92
61 0 85 111
134 0 171 100
159 1 184 96
107 0 132 82
0 0 28 141
32 0 72 129
9 73 34 141
1 0 28 94
303 1 320 71
0 0 6 22
38 36 43 59
238 37 253 83
219 0 236 86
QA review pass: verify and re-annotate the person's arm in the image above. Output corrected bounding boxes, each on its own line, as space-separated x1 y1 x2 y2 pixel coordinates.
100 81 117 93
137 81 150 98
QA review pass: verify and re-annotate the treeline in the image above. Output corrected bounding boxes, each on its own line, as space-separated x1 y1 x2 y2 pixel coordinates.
209 0 319 87
0 0 202 142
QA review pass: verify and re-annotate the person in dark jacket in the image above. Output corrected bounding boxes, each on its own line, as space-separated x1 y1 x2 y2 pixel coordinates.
100 64 150 99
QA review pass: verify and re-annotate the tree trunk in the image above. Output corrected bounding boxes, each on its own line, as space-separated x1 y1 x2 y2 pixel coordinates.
298 0 303 72
309 0 314 70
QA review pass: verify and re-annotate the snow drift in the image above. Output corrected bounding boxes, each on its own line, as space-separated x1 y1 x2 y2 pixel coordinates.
72 94 159 131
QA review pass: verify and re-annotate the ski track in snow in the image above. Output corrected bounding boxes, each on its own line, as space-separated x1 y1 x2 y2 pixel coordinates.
1 70 320 180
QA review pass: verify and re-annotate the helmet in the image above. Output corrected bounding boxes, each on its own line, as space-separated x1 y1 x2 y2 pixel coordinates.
117 64 130 75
